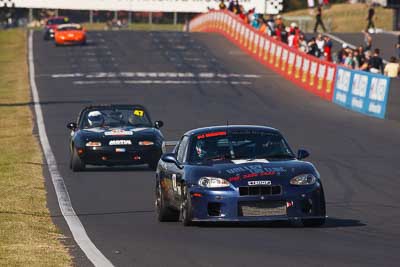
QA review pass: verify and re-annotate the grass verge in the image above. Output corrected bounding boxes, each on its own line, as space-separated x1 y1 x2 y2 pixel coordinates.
82 22 184 31
283 3 393 32
0 29 72 266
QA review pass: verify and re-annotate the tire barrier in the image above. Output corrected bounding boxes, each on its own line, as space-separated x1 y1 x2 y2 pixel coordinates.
189 10 392 120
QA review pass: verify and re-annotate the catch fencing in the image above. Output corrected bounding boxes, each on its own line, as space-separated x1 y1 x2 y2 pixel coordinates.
189 10 392 119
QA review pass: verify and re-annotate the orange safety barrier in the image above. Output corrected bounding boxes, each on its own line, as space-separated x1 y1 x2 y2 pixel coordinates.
189 10 336 101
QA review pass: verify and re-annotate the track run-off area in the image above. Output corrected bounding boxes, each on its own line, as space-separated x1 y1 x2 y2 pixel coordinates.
31 30 400 267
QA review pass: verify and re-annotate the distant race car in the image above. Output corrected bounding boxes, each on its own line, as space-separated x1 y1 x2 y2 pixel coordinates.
43 16 70 40
54 24 86 46
67 105 165 171
156 125 326 226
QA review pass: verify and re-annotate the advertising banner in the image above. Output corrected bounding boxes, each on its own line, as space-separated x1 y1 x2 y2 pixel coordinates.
10 0 266 13
333 67 390 118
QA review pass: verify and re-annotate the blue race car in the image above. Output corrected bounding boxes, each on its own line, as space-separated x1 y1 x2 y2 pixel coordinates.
155 125 326 226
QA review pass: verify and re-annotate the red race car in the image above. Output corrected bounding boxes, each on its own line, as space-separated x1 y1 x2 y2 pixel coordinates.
54 24 87 46
43 16 70 40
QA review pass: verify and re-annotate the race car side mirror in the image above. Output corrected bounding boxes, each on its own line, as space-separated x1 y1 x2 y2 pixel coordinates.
297 149 310 160
161 153 183 169
67 122 78 131
154 120 164 129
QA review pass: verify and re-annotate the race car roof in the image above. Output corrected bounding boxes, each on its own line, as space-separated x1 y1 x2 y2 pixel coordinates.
184 125 280 137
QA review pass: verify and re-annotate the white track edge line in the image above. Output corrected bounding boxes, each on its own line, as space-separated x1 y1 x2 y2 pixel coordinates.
28 30 114 267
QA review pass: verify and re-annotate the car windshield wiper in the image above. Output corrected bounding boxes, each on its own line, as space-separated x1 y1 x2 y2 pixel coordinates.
130 123 150 127
264 154 295 160
241 154 294 160
202 154 231 162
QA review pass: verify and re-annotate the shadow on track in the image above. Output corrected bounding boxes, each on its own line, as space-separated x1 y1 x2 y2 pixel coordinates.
81 165 152 172
195 217 365 229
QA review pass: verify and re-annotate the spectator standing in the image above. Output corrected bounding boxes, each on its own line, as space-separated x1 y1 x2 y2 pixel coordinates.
344 50 354 68
219 0 227 10
316 34 325 54
288 31 295 47
363 31 373 52
308 38 321 58
314 5 326 33
353 50 361 70
228 0 234 12
266 15 275 35
337 43 348 63
368 48 384 74
308 0 315 10
384 57 400 78
360 50 371 71
299 34 308 53
357 46 366 66
366 5 375 33
275 15 284 29
323 35 333 62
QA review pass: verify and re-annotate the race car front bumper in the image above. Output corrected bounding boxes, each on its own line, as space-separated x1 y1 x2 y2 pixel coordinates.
77 145 162 166
188 183 325 222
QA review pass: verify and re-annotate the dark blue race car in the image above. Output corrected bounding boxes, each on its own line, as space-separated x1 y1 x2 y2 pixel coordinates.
67 104 164 171
155 125 326 226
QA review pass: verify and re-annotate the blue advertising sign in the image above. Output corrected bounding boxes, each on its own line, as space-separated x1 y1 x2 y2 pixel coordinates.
333 66 391 119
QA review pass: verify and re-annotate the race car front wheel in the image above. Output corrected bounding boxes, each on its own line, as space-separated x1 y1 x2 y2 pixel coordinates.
156 183 179 222
302 190 326 227
180 185 194 226
71 148 86 172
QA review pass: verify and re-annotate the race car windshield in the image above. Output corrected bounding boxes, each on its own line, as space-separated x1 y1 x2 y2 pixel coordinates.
58 26 81 31
189 131 295 163
81 108 152 128
47 18 68 25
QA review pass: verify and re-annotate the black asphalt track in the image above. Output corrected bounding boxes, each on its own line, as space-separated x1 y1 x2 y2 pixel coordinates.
33 30 400 267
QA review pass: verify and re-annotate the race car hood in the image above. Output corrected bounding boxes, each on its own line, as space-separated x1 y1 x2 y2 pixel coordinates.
188 159 317 187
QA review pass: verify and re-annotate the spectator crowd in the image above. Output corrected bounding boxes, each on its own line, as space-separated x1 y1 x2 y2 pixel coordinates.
217 0 400 78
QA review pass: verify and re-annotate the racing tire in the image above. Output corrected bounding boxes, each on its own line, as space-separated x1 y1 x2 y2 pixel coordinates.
71 149 86 172
302 190 326 227
180 185 194 226
155 182 179 222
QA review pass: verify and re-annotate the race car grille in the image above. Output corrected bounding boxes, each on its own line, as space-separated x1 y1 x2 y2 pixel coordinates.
239 185 282 196
238 201 287 217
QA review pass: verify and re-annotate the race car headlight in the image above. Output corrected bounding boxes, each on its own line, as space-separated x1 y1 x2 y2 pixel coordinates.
85 141 101 147
290 174 317 185
139 141 154 146
49 29 54 33
198 177 231 188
